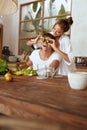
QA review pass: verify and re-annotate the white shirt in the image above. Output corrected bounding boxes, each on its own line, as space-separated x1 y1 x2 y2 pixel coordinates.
57 35 76 75
29 49 61 70
33 34 76 75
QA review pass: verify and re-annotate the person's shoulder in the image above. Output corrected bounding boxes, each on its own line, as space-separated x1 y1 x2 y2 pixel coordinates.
61 34 70 39
52 51 61 57
31 49 40 55
60 35 70 43
52 52 61 61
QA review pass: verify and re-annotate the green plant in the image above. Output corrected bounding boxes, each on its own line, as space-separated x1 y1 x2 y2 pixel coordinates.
23 0 70 35
0 59 9 75
25 1 42 35
57 4 66 20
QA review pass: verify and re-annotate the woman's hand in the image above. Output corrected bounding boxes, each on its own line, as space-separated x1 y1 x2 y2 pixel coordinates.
35 35 42 44
50 39 70 63
49 39 59 52
26 35 42 46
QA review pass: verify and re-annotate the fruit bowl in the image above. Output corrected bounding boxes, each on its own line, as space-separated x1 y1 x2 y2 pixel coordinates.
68 71 87 90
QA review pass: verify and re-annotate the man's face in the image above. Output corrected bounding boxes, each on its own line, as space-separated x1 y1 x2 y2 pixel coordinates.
41 36 52 51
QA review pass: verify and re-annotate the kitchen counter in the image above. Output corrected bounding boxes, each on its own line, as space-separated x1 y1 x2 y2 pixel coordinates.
7 61 87 72
0 75 87 130
76 65 87 72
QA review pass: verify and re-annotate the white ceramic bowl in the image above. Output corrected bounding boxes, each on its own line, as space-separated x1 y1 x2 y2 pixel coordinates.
68 71 87 90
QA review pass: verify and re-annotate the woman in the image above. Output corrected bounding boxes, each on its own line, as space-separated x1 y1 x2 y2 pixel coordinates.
26 17 76 75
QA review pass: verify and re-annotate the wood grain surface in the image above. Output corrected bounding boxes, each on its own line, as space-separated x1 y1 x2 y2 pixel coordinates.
0 75 87 130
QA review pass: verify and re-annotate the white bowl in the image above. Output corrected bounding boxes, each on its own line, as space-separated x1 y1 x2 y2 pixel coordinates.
68 71 87 90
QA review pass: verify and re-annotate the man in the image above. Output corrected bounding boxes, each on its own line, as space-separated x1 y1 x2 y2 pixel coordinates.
20 33 61 72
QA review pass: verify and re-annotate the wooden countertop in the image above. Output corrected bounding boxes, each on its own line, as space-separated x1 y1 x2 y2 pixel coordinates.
76 65 87 72
0 75 87 130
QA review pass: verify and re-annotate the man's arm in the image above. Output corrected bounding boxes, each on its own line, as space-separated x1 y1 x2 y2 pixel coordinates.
19 59 33 70
49 60 59 70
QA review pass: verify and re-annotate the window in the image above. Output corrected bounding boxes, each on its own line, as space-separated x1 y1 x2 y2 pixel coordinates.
18 0 72 54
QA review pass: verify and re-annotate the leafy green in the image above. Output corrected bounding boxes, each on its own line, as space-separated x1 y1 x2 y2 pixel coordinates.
58 4 66 15
35 6 41 19
33 2 38 12
58 4 66 19
15 68 37 76
28 5 41 35
0 59 9 75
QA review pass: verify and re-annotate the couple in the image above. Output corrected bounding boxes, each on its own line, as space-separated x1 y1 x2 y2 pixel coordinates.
21 32 75 76
25 17 76 76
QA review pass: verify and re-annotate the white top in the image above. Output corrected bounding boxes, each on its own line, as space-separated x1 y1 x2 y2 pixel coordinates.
33 34 76 75
29 49 61 70
57 35 76 75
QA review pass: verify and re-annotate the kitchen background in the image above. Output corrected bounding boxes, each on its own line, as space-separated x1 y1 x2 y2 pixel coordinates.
0 0 87 65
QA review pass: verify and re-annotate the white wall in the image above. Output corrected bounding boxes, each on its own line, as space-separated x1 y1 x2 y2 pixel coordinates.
0 0 33 56
0 0 87 57
1 13 18 56
71 0 87 56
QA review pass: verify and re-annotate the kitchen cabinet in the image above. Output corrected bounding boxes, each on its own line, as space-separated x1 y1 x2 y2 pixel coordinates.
0 24 3 58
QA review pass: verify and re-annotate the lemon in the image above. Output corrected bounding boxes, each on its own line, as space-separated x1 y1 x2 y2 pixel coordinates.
5 73 13 81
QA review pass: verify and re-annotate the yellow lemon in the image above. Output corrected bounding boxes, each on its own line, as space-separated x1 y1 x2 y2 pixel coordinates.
5 73 13 81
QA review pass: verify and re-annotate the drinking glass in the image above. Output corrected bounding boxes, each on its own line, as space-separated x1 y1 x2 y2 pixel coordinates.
47 67 55 78
37 65 47 78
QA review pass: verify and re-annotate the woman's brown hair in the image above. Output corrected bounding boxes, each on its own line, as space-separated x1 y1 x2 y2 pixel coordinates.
53 17 73 32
